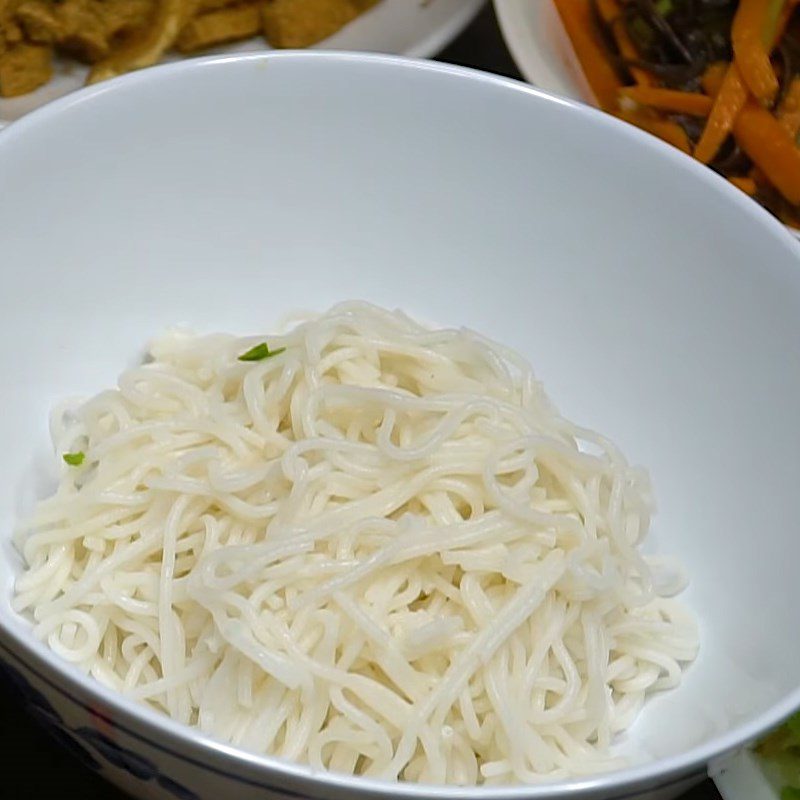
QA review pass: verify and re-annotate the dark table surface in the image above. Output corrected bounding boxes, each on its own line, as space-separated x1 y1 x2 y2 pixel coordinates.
0 4 722 799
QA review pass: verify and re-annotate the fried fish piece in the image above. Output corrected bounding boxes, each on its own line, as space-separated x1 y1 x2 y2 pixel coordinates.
17 0 109 61
99 0 156 36
13 2 59 44
17 0 155 62
0 0 385 98
0 40 51 96
177 2 260 52
0 1 25 56
87 0 186 83
192 0 241 11
262 0 378 48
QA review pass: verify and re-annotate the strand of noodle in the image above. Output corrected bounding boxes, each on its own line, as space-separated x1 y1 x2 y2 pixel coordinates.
158 494 192 719
384 551 566 779
36 525 167 619
331 592 429 702
129 652 218 700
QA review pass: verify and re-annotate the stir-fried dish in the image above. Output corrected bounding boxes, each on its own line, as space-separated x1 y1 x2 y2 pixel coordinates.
0 0 379 98
555 0 800 227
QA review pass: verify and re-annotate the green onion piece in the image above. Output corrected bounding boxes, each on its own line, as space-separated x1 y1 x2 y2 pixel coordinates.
654 0 673 16
781 787 800 800
764 0 787 46
63 451 85 466
237 343 286 362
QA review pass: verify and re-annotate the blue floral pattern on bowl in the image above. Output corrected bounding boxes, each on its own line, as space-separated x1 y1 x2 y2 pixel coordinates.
0 656 199 800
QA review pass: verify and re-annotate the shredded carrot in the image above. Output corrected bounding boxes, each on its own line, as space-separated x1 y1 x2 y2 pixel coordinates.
596 0 653 86
695 64 750 163
734 101 800 204
620 86 713 116
619 111 692 154
777 75 800 139
695 2 789 163
553 0 622 111
776 0 799 35
731 0 780 104
701 62 729 97
556 0 800 221
729 176 758 195
747 65 800 187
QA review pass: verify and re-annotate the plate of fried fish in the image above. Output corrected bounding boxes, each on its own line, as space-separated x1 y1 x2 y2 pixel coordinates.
0 0 484 123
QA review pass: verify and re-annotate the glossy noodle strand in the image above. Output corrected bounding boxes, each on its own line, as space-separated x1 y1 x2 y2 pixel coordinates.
13 302 698 784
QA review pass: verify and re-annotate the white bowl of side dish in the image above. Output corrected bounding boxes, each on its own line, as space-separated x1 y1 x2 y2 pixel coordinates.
494 0 588 98
0 52 799 800
494 0 800 253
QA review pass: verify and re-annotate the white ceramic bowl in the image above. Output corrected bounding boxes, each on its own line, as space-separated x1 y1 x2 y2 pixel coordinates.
494 0 591 101
0 52 799 800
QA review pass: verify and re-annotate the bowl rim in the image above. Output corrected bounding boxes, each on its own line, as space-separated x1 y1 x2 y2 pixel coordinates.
1 49 799 800
492 0 585 97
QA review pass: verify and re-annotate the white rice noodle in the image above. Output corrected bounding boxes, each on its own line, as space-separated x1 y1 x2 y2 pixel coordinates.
13 301 698 785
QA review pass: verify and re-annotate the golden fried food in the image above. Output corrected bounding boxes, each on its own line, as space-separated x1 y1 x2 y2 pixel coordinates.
17 1 154 61
0 1 25 55
177 3 261 53
0 0 382 98
193 0 243 11
0 41 51 96
87 0 187 84
262 0 378 48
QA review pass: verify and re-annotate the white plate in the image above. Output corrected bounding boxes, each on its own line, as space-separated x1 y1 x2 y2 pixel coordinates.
0 0 484 123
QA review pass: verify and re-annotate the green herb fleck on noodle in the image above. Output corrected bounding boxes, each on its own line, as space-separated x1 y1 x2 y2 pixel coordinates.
238 343 286 362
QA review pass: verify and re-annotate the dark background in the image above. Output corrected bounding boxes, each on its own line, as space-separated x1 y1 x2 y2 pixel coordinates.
0 4 721 799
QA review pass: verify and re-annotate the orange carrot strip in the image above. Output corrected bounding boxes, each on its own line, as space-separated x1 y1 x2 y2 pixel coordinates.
619 111 692 153
554 0 622 111
771 0 798 45
747 68 800 193
695 64 750 163
596 0 654 86
734 101 800 204
620 86 713 115
701 61 729 97
731 0 780 105
777 76 800 138
729 176 758 195
747 69 800 186
696 2 790 163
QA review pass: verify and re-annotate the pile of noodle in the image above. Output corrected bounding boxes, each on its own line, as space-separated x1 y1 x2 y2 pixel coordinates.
13 302 698 785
